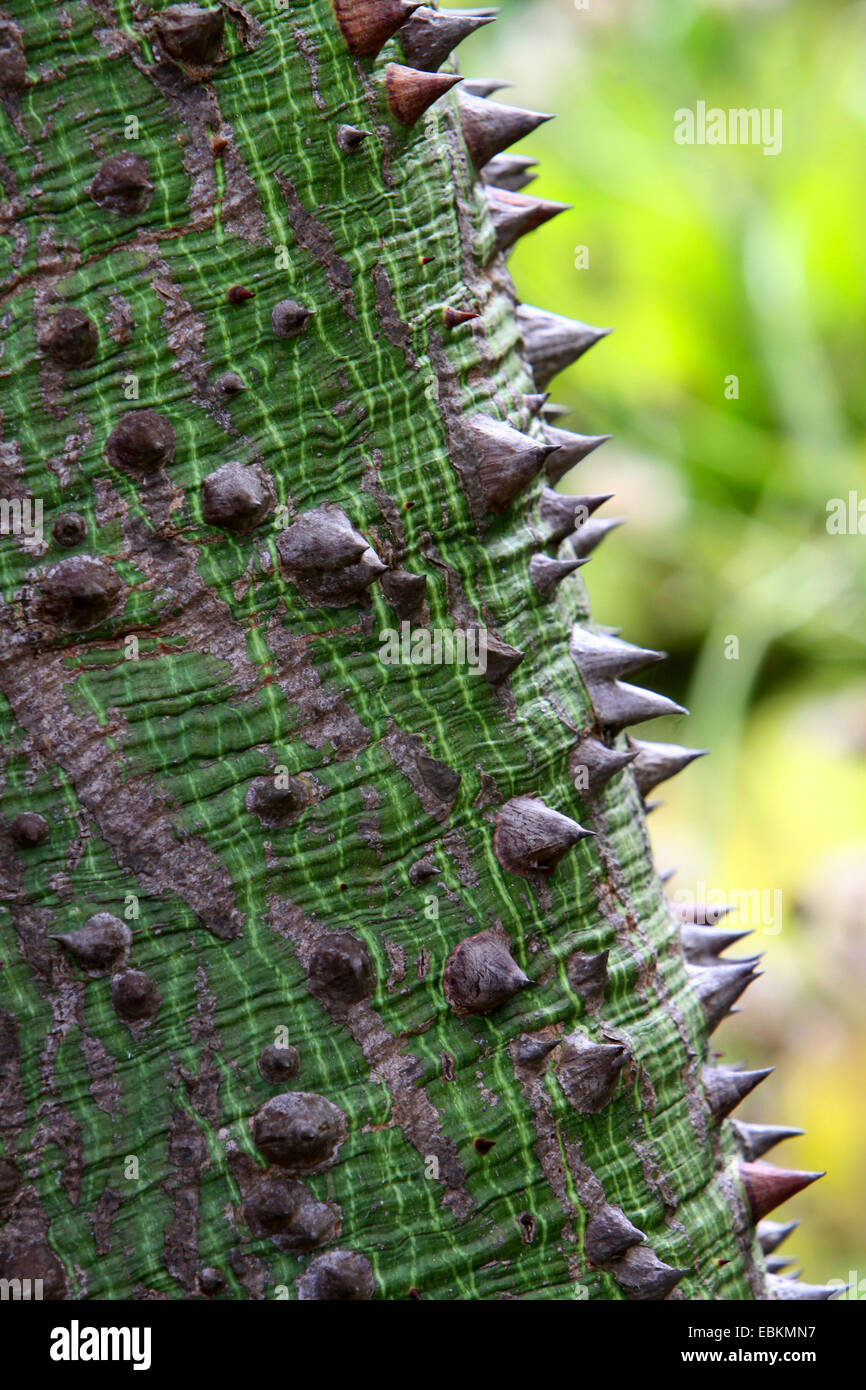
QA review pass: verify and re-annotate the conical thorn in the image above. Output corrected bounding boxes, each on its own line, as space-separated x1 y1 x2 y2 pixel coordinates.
482 152 539 191
703 1066 774 1123
458 89 553 169
543 425 611 482
530 552 587 597
517 304 612 389
494 795 591 878
629 739 707 797
569 515 625 558
334 0 422 57
385 63 461 126
740 1161 824 1224
399 6 497 72
757 1219 799 1255
486 186 570 253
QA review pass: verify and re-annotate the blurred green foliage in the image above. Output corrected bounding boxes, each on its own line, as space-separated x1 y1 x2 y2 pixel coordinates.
466 0 866 1293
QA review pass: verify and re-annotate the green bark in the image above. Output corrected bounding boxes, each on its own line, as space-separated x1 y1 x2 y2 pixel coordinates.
0 0 784 1300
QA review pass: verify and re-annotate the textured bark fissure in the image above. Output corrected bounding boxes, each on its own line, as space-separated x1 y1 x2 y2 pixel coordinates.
273 171 357 319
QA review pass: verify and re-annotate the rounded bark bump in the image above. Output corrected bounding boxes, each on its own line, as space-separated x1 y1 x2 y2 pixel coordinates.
54 913 132 975
51 512 87 548
152 4 225 72
0 1157 21 1206
252 1091 347 1173
36 555 123 632
306 932 375 1011
37 308 98 367
0 1241 67 1300
106 410 177 475
443 927 528 1017
297 1248 374 1301
0 17 26 91
90 153 154 216
271 298 314 338
198 1267 226 1296
201 461 274 534
258 1043 301 1084
242 1174 302 1237
110 969 162 1022
8 812 49 848
245 774 311 828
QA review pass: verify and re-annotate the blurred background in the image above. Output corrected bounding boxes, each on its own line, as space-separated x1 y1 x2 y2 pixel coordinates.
464 0 866 1292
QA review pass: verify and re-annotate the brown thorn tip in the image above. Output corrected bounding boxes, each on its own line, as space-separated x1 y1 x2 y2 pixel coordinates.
517 304 612 389
766 1275 840 1301
570 515 625 559
461 77 511 99
629 739 707 796
458 89 553 169
337 124 372 153
443 306 480 328
494 795 590 878
688 960 760 1033
467 413 554 510
757 1219 799 1255
734 1123 806 1162
486 186 571 253
544 426 611 481
334 0 422 58
399 7 498 73
444 928 528 1016
740 1161 824 1224
385 63 461 127
539 486 614 544
483 153 540 192
703 1066 774 1123
530 553 587 598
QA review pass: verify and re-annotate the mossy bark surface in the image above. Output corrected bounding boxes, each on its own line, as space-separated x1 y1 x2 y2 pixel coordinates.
0 0 766 1298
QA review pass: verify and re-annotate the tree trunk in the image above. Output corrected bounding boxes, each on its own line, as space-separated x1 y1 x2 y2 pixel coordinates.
0 0 818 1301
